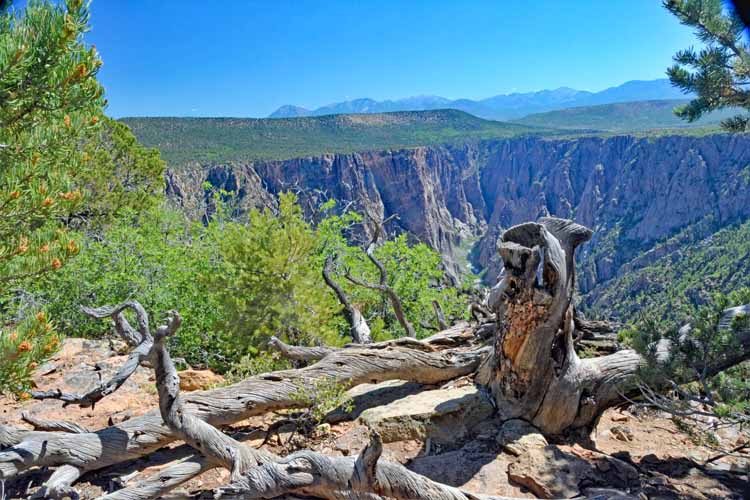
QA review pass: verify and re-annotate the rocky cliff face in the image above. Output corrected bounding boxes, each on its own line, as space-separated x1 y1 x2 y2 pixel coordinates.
165 134 750 310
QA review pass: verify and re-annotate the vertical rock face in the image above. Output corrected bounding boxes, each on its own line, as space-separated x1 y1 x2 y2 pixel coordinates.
165 134 750 301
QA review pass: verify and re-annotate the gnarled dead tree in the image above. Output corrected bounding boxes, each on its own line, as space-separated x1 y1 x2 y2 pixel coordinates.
3 217 750 499
478 217 750 434
322 254 372 344
0 304 485 499
345 213 416 338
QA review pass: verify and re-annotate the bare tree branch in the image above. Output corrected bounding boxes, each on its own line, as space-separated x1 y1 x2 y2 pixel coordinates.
345 211 416 338
20 412 89 434
432 300 449 331
322 255 372 344
30 302 156 408
268 335 334 362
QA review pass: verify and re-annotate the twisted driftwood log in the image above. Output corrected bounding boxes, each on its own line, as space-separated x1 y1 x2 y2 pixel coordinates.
3 217 750 499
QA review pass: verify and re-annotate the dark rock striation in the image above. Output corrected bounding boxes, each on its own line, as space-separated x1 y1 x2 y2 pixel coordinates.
164 133 750 313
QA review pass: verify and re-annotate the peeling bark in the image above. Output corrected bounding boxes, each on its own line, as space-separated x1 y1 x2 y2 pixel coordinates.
481 217 750 434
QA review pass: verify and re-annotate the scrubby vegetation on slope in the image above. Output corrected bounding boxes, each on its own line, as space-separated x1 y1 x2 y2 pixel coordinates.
512 98 736 132
583 218 750 323
121 110 555 165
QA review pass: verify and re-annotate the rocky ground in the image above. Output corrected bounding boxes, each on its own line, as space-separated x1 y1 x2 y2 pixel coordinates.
1 338 748 499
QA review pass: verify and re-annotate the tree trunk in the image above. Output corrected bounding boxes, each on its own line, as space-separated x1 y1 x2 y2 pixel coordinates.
4 218 750 498
322 255 372 344
478 217 750 434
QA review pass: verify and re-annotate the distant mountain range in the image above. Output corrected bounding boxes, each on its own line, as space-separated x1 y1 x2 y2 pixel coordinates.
512 99 735 131
269 79 690 120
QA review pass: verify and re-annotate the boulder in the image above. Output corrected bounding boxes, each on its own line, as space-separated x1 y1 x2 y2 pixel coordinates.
495 419 548 456
358 384 493 444
507 444 639 499
178 369 225 391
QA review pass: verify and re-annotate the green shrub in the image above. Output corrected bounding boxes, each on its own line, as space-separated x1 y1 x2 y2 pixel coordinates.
290 377 354 427
35 204 225 369
0 0 162 395
0 310 60 396
631 288 750 425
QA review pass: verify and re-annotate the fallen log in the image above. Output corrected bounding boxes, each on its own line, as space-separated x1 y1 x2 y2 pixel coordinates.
93 300 610 500
0 304 485 490
4 216 749 499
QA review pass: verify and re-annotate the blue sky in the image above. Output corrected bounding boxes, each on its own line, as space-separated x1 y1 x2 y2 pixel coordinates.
79 0 700 118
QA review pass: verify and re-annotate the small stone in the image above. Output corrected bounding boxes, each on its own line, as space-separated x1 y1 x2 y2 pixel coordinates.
610 424 634 442
496 419 547 456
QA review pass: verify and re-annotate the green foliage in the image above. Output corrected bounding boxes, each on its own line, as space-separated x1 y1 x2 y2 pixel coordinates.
32 187 469 374
0 1 162 395
665 0 750 131
31 204 225 369
0 310 59 395
290 377 354 427
629 288 750 423
74 117 165 225
338 233 468 339
121 110 556 166
225 351 291 384
0 0 103 283
210 193 470 358
209 192 345 355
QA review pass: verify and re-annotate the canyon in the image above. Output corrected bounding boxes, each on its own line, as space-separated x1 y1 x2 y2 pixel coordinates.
164 133 750 319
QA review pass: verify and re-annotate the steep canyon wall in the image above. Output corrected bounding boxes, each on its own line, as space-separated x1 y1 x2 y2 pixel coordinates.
165 134 750 315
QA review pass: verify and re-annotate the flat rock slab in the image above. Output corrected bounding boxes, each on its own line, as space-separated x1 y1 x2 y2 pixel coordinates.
328 379 426 423
358 384 493 444
409 449 534 498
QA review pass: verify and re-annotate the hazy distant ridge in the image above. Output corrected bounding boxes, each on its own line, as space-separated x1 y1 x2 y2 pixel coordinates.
269 79 688 120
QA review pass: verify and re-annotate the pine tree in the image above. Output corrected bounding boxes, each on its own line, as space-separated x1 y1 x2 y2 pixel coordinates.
0 0 163 395
665 0 750 131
